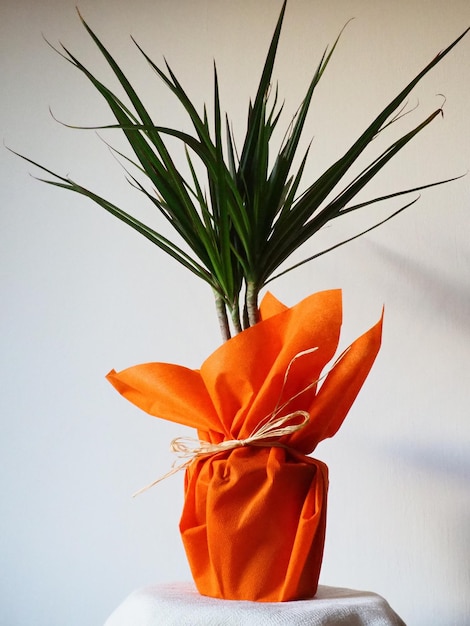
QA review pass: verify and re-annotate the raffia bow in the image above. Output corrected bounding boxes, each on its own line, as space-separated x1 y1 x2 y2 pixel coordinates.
171 409 310 457
132 346 348 497
132 411 310 497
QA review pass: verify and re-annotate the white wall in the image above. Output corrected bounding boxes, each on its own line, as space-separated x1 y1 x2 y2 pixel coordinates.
1 1 469 624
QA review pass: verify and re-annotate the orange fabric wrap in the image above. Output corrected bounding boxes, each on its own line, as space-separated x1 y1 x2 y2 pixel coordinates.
107 290 383 601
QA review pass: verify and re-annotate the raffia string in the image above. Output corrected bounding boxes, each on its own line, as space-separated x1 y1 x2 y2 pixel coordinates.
132 345 350 498
132 410 310 497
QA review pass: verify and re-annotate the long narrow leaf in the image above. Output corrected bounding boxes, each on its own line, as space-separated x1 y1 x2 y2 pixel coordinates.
265 197 420 284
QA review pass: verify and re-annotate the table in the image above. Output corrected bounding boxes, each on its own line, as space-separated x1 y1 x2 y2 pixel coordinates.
104 582 406 625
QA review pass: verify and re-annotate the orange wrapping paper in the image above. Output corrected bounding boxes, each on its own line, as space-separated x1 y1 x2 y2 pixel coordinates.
107 290 383 601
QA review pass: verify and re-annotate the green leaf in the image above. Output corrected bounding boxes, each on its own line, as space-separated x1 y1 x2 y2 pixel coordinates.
15 2 468 338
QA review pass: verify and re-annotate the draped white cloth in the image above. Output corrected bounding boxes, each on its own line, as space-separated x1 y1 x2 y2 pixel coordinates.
104 582 406 626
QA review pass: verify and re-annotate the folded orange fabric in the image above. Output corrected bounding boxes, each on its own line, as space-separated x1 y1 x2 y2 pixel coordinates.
107 290 383 601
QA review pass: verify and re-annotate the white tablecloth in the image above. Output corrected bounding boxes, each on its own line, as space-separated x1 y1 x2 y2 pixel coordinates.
104 582 406 625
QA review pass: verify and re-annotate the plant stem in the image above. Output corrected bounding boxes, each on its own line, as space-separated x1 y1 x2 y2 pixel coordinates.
246 281 260 327
230 303 243 335
214 291 231 342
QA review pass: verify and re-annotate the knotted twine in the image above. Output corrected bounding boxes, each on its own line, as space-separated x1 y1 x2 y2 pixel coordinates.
132 346 349 497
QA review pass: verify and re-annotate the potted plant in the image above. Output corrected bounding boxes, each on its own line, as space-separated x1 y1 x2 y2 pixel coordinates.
14 0 467 603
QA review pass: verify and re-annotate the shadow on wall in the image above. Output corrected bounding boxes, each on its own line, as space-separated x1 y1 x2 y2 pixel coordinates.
386 440 470 485
366 240 470 335
385 439 470 616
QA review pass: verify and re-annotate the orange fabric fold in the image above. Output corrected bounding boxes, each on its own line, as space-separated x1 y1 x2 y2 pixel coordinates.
107 290 383 601
181 447 328 601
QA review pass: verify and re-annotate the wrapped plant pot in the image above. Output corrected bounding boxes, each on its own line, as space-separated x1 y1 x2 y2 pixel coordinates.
14 0 467 606
107 290 382 601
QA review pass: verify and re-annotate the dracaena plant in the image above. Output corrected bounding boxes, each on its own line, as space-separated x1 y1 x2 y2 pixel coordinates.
15 1 467 341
